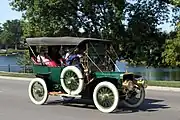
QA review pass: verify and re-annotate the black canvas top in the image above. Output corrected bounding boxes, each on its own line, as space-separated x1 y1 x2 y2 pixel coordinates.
26 36 111 46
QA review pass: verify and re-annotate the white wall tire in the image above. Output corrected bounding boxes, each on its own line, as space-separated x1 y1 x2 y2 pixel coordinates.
60 66 84 95
28 78 48 105
93 81 119 113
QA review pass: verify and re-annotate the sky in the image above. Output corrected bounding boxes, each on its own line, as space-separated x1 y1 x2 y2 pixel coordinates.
0 0 22 24
0 0 175 33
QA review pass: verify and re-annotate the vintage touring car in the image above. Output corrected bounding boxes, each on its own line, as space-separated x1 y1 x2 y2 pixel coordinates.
26 37 147 113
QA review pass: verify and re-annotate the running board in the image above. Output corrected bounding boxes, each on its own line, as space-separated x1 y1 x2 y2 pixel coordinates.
60 94 82 99
49 92 82 99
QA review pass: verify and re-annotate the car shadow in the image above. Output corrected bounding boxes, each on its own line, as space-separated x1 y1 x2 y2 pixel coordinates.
116 98 170 114
45 98 170 113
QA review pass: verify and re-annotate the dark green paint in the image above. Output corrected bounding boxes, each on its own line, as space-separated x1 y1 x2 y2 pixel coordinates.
32 65 65 91
93 71 125 80
32 65 126 91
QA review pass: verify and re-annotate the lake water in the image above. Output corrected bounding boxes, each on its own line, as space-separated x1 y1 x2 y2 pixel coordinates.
0 56 179 81
0 55 22 72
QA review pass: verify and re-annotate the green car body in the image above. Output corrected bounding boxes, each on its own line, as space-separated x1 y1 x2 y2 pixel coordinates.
32 65 126 92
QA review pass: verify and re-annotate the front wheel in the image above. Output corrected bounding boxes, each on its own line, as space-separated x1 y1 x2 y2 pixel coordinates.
122 86 145 108
28 78 48 105
93 81 119 113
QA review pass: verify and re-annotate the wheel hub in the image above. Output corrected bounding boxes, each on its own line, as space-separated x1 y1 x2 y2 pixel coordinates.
97 87 114 108
64 74 79 91
35 88 43 96
101 94 110 100
32 82 44 99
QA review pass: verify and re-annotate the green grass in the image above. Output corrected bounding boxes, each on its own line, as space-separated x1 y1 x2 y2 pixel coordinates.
7 49 27 52
0 49 27 56
0 71 35 78
147 80 180 88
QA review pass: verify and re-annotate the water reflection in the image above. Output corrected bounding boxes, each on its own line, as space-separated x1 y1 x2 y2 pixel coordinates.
127 66 180 81
115 62 180 81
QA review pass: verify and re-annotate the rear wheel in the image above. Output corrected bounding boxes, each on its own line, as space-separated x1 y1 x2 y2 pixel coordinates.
93 81 119 113
60 66 84 95
28 78 48 105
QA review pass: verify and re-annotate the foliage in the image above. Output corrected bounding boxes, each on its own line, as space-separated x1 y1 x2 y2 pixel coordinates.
0 30 14 45
170 0 180 7
0 24 2 34
161 0 180 67
16 50 33 66
10 0 125 40
118 0 170 67
9 0 174 67
162 23 180 67
0 19 23 49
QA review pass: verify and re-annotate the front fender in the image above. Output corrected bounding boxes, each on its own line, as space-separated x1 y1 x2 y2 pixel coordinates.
123 73 147 88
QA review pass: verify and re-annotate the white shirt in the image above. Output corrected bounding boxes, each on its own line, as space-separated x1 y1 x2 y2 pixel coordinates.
37 55 50 63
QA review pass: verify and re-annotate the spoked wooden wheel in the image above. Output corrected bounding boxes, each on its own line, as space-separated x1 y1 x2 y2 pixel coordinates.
60 66 84 95
122 86 145 108
93 81 119 113
28 78 48 105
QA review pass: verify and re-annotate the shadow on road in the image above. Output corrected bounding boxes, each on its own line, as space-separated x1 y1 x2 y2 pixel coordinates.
116 98 170 114
45 98 170 113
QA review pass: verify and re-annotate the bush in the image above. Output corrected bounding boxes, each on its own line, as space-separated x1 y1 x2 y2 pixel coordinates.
16 50 33 73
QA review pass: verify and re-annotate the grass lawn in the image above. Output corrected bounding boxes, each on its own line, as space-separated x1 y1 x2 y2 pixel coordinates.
147 80 180 88
0 49 27 56
0 71 35 78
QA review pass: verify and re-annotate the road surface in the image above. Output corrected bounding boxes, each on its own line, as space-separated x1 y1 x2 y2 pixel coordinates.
0 78 180 120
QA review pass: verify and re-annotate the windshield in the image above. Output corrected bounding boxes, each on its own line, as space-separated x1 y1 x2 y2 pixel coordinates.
87 41 116 72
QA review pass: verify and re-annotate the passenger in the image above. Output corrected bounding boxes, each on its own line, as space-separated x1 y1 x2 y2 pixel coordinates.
66 48 84 71
64 48 70 60
37 49 50 63
37 49 57 67
57 49 66 66
51 47 62 65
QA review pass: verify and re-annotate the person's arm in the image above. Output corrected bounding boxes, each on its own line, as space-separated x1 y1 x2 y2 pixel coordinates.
65 53 70 59
37 55 40 62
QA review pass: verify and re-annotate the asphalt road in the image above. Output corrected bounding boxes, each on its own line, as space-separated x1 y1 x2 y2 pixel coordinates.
0 78 180 120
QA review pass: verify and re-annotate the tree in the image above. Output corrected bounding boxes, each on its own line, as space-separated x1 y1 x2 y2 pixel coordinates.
0 24 2 33
9 0 126 40
170 0 180 7
16 50 33 66
118 0 170 67
0 30 14 50
16 50 33 73
162 22 180 67
2 19 22 50
161 0 180 67
9 0 172 67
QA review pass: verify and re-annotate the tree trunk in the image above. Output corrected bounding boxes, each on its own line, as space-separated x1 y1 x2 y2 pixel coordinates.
15 43 17 50
5 45 8 51
5 45 8 55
